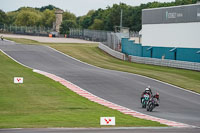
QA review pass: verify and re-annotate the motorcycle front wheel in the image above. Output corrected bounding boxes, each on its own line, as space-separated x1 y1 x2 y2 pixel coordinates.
147 102 153 112
149 103 154 112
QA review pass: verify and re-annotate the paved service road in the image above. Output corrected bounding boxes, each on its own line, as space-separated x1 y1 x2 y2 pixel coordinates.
0 41 200 127
0 33 97 43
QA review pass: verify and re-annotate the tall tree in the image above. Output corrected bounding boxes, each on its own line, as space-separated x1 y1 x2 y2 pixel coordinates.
0 10 7 25
79 10 95 29
6 11 18 25
39 5 58 12
42 9 55 28
59 20 77 34
89 19 104 30
63 11 76 21
15 8 42 26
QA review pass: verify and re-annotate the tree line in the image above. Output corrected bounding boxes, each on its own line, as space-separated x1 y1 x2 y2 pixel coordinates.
0 0 199 34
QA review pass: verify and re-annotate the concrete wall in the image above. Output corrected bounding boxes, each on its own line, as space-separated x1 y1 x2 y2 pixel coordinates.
129 55 200 71
98 42 125 60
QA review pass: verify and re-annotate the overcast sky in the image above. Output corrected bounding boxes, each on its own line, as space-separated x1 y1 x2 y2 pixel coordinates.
1 0 174 16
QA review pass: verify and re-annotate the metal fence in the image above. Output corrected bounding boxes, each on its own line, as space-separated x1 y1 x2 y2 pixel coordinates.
70 28 108 42
70 28 126 51
129 31 140 37
0 25 52 36
105 33 121 51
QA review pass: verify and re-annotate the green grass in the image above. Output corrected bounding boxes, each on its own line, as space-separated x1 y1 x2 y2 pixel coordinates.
0 51 165 128
6 37 200 94
6 38 39 44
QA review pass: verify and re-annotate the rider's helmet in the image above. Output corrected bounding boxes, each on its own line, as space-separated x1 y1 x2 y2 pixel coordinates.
155 92 159 99
145 88 150 93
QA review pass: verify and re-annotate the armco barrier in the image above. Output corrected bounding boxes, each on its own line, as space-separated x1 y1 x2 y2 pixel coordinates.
99 43 125 60
129 55 200 71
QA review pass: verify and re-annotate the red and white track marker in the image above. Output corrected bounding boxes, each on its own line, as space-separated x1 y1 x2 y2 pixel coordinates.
14 77 23 84
100 117 115 125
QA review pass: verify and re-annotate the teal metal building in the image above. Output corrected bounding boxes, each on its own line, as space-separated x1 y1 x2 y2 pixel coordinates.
121 38 200 62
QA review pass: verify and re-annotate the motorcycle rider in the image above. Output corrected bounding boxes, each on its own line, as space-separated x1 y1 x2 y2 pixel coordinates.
153 92 160 106
146 92 160 111
141 86 153 103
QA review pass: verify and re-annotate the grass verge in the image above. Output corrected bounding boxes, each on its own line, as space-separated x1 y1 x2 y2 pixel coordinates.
0 51 165 128
5 37 200 94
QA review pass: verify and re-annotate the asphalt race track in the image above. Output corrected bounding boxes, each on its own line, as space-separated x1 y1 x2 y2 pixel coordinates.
0 40 200 132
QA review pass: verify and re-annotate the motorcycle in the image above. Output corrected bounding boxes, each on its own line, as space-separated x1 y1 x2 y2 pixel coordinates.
146 97 159 112
141 93 150 108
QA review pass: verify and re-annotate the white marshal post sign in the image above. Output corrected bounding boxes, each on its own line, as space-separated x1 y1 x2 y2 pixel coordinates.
14 77 23 84
100 117 115 125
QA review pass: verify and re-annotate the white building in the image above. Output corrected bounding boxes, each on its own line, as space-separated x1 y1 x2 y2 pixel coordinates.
142 4 200 48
